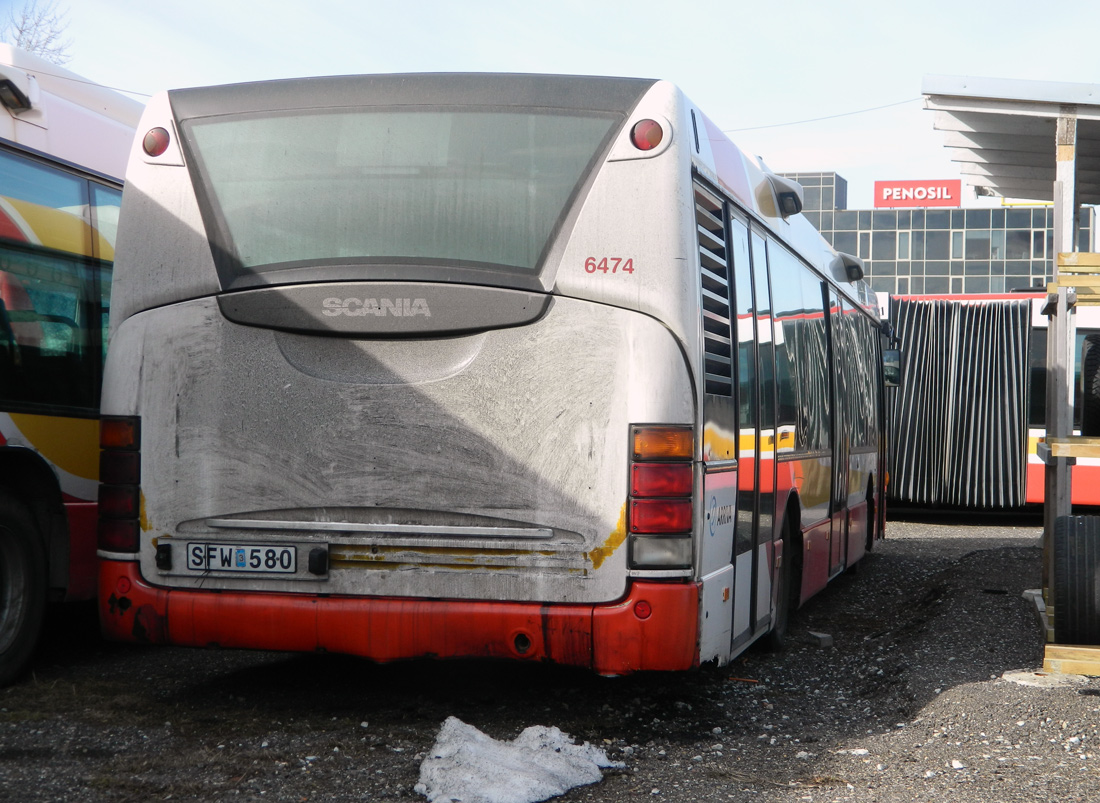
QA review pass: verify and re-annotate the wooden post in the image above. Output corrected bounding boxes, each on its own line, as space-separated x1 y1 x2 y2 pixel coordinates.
1043 114 1079 631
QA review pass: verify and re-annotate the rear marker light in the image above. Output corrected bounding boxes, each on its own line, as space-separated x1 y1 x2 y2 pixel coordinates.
634 600 652 620
143 127 171 157
631 119 663 151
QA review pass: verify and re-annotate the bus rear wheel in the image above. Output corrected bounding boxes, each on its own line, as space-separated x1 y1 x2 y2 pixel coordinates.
1053 515 1100 646
763 517 794 651
0 493 46 686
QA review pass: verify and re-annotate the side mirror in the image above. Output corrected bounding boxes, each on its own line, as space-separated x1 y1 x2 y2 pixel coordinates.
837 252 864 282
765 173 804 218
883 348 902 388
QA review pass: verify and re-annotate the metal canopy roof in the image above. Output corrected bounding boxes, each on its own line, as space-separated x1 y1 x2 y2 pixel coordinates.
922 75 1100 205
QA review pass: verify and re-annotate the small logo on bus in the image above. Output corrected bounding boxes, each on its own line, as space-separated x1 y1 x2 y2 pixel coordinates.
321 297 432 318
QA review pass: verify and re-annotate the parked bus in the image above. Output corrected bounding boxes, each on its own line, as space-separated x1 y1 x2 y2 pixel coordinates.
0 45 142 684
885 292 1100 509
99 74 887 674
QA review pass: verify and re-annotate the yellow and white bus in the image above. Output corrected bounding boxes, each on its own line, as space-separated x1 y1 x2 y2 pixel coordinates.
0 44 141 684
99 74 887 674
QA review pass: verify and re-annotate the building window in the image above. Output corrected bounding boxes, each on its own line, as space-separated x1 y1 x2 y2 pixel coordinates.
872 231 897 260
1032 230 1046 259
965 230 991 260
832 231 857 255
991 230 1005 259
1006 230 1030 259
897 231 910 260
951 231 963 260
834 210 858 230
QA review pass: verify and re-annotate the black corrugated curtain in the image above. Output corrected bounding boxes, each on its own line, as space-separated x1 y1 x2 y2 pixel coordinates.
888 297 1032 508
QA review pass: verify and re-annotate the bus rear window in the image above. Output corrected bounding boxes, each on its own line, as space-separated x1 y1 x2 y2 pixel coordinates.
183 109 620 286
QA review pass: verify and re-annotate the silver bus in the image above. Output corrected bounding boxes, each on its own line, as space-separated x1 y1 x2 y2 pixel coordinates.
98 74 887 674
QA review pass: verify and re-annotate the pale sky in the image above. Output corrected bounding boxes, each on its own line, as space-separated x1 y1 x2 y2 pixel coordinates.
11 0 1100 208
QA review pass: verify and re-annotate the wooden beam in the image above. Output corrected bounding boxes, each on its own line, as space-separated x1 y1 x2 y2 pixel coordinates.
1045 644 1100 677
1045 438 1100 458
1058 252 1100 270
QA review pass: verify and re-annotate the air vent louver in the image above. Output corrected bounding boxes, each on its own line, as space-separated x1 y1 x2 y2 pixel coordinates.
695 181 733 396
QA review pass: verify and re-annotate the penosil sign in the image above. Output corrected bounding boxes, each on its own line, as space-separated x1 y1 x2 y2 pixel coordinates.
874 179 962 208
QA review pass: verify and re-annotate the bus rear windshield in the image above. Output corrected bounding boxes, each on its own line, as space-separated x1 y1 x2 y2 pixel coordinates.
183 108 621 287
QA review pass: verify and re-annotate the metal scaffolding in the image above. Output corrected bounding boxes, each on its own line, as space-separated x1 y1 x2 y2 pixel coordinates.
923 76 1100 660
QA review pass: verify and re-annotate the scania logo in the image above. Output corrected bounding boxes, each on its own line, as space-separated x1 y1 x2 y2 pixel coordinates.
321 297 432 318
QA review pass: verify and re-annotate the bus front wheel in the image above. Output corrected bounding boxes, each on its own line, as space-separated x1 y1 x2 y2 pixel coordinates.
0 492 46 686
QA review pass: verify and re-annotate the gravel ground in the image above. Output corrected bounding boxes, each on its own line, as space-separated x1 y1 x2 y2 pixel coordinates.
2 511 1099 802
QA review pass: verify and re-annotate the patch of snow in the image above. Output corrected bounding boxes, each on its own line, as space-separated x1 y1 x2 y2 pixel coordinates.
415 716 624 803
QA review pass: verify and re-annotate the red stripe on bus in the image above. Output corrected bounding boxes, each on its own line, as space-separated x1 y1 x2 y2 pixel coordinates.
63 501 98 600
98 561 701 674
0 208 28 242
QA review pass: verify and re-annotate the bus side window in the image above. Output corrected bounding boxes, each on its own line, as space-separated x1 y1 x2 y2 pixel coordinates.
0 148 103 412
768 244 802 445
0 255 97 410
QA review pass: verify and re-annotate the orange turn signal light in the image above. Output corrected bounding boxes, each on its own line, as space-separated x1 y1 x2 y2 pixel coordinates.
633 426 692 461
100 416 139 450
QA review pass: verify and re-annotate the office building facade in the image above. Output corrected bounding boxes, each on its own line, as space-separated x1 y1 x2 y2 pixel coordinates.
783 172 1096 296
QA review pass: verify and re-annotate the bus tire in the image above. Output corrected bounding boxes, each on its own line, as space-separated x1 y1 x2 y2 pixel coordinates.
865 483 877 553
0 491 47 686
1053 515 1100 646
1083 334 1100 437
763 517 794 651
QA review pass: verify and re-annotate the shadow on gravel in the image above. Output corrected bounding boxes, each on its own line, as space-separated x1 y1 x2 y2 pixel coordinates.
3 515 1055 802
22 521 1046 744
886 504 1045 525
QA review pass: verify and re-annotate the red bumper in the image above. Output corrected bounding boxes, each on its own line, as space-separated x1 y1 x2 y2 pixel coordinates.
99 560 700 674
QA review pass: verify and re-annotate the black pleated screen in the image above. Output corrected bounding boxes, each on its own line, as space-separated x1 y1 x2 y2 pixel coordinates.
889 297 1032 508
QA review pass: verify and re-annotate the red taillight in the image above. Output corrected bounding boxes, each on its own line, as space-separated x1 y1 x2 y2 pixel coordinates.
631 463 692 497
143 127 171 157
99 415 141 554
98 484 138 519
99 450 139 485
98 518 139 553
630 499 693 533
631 119 663 151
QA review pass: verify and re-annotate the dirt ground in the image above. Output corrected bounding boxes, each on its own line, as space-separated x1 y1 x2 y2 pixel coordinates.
2 512 1098 803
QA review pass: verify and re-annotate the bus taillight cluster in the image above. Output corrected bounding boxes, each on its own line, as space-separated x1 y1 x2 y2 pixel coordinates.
98 416 141 553
627 425 693 569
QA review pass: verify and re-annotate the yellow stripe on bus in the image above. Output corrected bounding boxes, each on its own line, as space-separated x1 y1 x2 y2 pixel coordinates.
8 413 99 480
4 198 116 260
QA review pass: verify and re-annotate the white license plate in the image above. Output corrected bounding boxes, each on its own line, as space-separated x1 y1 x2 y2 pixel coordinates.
186 543 297 574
